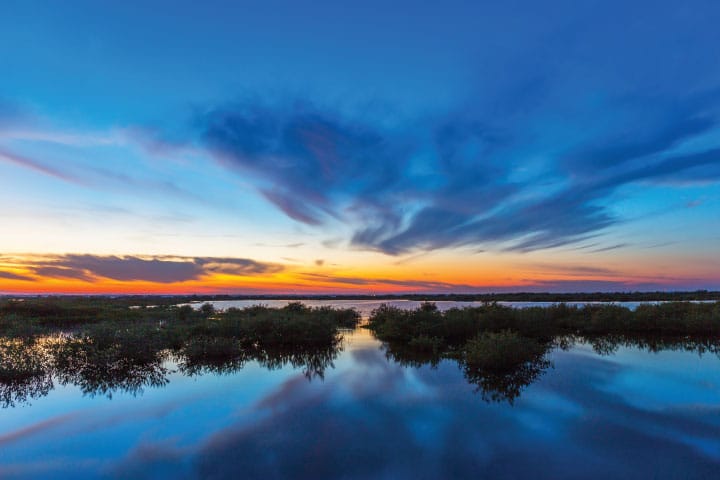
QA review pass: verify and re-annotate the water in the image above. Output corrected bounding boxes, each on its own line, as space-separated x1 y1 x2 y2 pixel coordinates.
185 298 688 316
1 324 719 479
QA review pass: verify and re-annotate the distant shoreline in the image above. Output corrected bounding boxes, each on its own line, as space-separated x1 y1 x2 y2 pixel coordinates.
2 290 719 304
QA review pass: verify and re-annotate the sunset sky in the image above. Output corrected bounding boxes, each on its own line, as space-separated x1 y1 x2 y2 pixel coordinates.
1 0 719 294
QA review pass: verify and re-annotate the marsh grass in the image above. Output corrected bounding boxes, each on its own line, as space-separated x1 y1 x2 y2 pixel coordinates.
0 299 359 406
368 301 720 341
2 297 718 406
368 301 720 403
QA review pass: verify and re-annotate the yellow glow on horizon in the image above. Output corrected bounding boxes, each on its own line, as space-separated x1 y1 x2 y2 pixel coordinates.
0 250 715 294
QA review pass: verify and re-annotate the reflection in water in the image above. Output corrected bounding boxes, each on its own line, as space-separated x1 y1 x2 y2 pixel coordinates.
584 333 720 357
0 339 54 408
380 335 555 404
52 335 170 399
1 326 719 479
3 300 720 478
461 356 552 404
2 329 720 408
178 340 340 380
0 302 356 408
377 331 720 404
0 333 343 408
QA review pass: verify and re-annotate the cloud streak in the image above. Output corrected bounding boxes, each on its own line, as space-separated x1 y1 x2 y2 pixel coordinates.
299 272 481 291
2 1 719 264
190 90 720 255
0 148 83 184
0 270 33 281
2 255 283 284
160 3 720 256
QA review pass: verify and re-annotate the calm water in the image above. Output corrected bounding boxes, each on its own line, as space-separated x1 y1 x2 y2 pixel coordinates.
186 298 693 315
1 307 720 478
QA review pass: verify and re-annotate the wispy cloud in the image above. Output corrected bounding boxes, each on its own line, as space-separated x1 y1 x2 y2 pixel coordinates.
586 244 629 254
150 3 720 257
2 1 719 263
0 148 83 184
298 272 477 291
0 270 33 281
186 84 720 256
2 255 284 284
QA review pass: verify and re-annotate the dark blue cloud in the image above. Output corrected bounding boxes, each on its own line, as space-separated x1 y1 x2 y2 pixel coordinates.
200 103 409 226
156 1 720 255
195 95 720 255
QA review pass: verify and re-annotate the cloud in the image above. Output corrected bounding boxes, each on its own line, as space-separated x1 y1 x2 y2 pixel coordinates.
195 257 284 277
587 244 629 254
523 279 679 293
0 413 79 447
526 264 620 276
106 342 720 480
7 254 283 284
0 148 83 184
176 3 720 256
31 266 95 281
0 132 217 210
0 270 33 281
189 86 720 256
199 102 410 228
298 272 477 291
253 242 305 249
4 2 716 258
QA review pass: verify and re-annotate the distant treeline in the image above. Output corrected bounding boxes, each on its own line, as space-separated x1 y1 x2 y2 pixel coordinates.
2 290 720 305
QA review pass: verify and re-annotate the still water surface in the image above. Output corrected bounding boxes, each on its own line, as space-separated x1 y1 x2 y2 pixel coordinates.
188 298 683 315
1 300 719 479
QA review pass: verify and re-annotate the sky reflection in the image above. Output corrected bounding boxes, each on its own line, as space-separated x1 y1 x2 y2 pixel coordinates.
0 328 719 479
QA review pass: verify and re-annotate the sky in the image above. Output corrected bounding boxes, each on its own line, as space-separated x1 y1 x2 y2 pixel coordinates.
0 0 719 294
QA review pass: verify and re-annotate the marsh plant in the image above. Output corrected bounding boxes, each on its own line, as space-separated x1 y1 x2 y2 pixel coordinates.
1 297 719 406
367 301 720 403
0 299 359 407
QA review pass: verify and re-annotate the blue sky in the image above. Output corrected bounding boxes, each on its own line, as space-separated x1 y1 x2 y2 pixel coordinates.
0 0 719 292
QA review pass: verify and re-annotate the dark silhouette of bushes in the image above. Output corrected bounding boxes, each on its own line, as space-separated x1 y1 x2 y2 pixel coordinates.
0 299 359 406
2 297 718 407
0 339 54 407
367 301 720 403
369 301 720 342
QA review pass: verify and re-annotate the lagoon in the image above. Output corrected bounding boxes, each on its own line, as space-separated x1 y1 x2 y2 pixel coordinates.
1 301 719 479
186 298 704 315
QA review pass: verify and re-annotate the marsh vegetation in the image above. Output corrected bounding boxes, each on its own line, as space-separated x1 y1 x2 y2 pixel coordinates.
368 301 720 402
0 298 358 407
1 297 718 406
